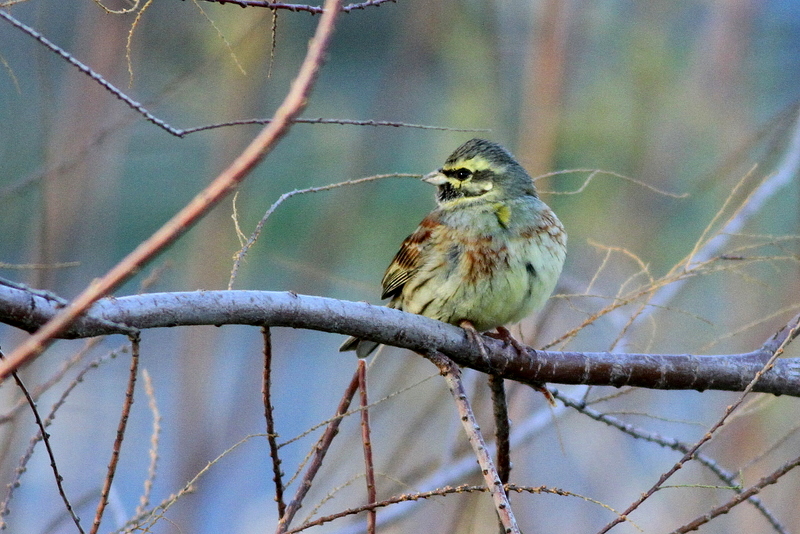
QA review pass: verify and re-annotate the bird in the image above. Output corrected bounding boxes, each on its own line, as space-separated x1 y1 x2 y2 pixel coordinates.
340 138 567 363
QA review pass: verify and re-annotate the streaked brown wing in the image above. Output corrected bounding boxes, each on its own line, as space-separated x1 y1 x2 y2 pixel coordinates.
380 214 438 300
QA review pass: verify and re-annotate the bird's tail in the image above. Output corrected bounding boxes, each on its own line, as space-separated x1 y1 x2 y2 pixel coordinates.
338 337 380 358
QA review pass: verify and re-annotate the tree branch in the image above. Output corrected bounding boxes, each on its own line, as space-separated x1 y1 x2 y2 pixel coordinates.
0 0 343 383
1 283 798 397
426 352 520 534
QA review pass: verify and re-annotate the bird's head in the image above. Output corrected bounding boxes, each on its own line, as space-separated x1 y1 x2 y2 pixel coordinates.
423 138 537 207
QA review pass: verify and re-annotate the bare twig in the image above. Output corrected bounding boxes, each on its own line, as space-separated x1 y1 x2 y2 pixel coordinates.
206 0 394 13
0 0 344 382
0 116 480 203
0 261 80 270
761 313 800 355
276 367 360 533
552 390 788 534
135 369 161 516
537 168 687 198
117 433 263 532
670 454 800 533
0 350 85 533
276 373 437 452
267 6 278 77
623 107 800 336
228 173 418 289
262 326 287 519
0 338 101 425
489 374 513 534
183 117 489 135
285 483 632 534
0 10 177 133
1 9 473 141
596 314 800 533
284 486 500 533
357 360 376 534
0 346 126 529
488 375 511 486
90 333 140 534
426 352 520 534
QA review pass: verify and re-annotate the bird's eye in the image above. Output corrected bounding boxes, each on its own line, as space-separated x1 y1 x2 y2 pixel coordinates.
455 169 471 180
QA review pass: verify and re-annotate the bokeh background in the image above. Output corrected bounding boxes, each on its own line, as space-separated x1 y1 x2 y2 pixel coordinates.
1 0 799 533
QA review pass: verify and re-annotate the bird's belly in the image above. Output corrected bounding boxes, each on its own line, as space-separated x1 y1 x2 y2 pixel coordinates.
400 244 561 332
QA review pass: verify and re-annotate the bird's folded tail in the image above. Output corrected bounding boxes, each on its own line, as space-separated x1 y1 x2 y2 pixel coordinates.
339 336 380 359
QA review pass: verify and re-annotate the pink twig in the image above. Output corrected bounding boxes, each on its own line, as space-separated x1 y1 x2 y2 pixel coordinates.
0 0 344 382
427 352 520 534
358 360 377 533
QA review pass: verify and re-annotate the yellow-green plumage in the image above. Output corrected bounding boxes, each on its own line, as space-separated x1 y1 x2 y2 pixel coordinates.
341 139 567 358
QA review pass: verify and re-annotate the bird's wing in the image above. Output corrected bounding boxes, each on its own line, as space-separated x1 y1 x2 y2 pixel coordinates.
380 214 439 300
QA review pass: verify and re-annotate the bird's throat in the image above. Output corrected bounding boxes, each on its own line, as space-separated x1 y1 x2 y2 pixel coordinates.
437 182 461 203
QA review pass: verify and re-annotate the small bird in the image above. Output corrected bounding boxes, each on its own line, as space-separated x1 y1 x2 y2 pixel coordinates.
340 138 567 360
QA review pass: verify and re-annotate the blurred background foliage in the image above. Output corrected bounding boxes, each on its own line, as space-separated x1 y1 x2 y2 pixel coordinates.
0 0 799 533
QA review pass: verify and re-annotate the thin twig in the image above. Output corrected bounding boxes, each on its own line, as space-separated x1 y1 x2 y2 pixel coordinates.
0 117 478 203
0 338 101 425
116 433 266 532
0 10 178 133
1 9 475 140
229 173 417 289
552 390 788 534
0 350 85 533
206 0 394 13
0 261 80 270
276 367 360 533
183 117 489 135
135 369 161 516
267 7 278 77
90 333 140 534
622 107 800 339
426 352 520 534
0 346 126 528
596 315 800 533
761 313 800 355
488 375 511 485
284 482 633 533
0 0 345 382
489 374 513 534
537 168 686 198
357 360 377 534
262 326 287 519
670 454 800 533
277 373 437 451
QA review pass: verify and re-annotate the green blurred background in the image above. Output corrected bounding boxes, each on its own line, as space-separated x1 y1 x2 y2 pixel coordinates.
0 1 799 533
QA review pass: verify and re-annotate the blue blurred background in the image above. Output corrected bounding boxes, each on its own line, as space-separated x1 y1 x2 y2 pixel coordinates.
0 1 799 532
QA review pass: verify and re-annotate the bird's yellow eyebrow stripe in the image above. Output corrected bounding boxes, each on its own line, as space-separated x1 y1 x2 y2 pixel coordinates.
442 155 496 173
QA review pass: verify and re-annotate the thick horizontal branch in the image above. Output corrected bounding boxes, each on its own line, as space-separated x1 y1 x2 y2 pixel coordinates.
0 284 798 397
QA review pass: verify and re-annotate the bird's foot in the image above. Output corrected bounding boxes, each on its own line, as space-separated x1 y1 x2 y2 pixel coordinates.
486 326 530 355
459 320 491 362
487 326 555 406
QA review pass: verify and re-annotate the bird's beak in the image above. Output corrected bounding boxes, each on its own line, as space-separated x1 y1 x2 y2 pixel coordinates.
422 170 447 185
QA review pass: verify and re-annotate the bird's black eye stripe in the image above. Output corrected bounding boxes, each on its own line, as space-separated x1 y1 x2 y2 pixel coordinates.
443 168 472 181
